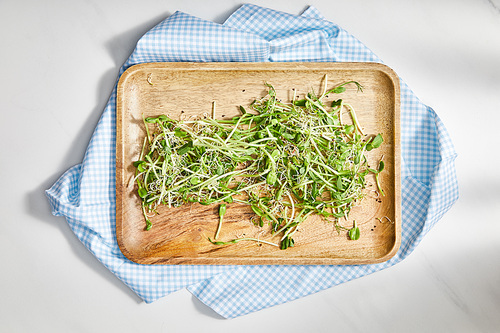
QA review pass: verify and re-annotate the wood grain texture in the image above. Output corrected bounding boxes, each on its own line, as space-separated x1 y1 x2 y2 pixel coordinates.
116 62 401 265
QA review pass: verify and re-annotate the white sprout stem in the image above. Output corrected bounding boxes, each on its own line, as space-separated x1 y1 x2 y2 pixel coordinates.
344 103 365 135
320 74 328 98
287 192 295 224
224 113 244 144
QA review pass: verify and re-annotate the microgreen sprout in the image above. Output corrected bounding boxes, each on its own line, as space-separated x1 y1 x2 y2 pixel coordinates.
214 204 226 240
369 157 385 196
133 79 384 249
208 237 279 247
348 221 360 240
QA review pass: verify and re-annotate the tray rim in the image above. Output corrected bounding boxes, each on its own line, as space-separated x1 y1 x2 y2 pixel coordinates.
116 61 401 265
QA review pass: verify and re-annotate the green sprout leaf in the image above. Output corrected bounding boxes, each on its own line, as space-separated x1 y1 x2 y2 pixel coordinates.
348 221 360 240
138 188 148 198
177 141 193 155
378 160 385 173
332 86 346 94
367 133 383 151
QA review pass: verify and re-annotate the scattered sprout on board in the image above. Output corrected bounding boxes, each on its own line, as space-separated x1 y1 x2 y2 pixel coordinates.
133 78 384 249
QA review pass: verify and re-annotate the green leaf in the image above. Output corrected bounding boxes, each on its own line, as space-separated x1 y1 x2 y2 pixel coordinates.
282 132 295 140
348 223 360 240
333 86 346 94
354 153 360 165
251 205 264 217
219 204 226 217
311 182 318 199
275 184 285 201
266 171 277 185
378 160 385 172
133 160 144 167
367 134 383 151
177 141 193 155
256 131 265 139
337 177 344 191
293 99 307 106
174 128 188 138
138 187 148 198
271 149 280 159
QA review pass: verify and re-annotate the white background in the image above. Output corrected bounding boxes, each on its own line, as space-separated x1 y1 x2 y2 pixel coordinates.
1 0 499 332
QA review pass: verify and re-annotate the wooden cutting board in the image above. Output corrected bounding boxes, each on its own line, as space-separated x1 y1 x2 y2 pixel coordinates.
116 62 401 265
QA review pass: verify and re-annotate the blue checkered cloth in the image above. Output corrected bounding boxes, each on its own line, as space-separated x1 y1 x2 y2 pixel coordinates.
46 4 458 318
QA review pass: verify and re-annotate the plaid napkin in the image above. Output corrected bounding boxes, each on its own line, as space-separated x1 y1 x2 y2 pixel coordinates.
45 4 458 318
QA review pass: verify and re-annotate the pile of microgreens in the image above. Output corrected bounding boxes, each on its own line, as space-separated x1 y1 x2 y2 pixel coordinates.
133 78 384 250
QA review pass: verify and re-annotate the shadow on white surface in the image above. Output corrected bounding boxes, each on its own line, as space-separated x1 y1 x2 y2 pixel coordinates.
22 14 180 306
191 295 226 320
105 12 171 67
210 3 243 24
25 172 143 304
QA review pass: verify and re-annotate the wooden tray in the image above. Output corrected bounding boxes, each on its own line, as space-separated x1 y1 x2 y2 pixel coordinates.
116 62 401 265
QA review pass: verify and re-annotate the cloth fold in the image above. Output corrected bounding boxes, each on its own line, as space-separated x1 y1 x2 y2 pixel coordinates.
45 4 458 319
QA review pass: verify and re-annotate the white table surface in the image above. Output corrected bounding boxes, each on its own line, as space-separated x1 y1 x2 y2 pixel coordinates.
1 1 499 332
